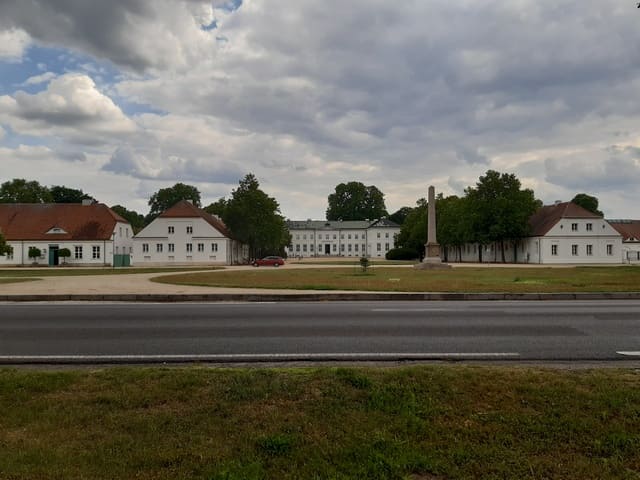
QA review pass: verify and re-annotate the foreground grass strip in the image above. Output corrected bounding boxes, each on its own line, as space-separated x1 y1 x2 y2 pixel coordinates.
0 366 639 479
0 267 223 278
153 266 640 293
0 278 39 285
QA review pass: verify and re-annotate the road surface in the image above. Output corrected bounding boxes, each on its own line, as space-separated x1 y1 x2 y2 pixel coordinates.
0 301 639 363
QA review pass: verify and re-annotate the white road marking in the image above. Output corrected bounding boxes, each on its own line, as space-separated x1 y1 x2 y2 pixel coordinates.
616 351 640 356
0 352 520 362
371 309 453 312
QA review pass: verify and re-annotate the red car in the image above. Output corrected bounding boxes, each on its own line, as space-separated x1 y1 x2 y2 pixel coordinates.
252 256 285 267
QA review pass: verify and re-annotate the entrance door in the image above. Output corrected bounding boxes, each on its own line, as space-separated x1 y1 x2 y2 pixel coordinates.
48 245 59 266
325 244 331 255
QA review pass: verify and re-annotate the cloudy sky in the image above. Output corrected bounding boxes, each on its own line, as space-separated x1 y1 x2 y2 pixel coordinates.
1 0 639 219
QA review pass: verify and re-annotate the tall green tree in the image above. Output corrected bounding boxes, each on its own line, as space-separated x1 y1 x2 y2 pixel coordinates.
326 181 388 221
0 179 52 203
436 194 470 262
222 174 291 259
388 206 413 225
571 193 603 216
111 205 146 233
50 185 94 203
204 198 228 218
395 198 427 258
465 170 540 262
0 231 11 256
147 183 201 220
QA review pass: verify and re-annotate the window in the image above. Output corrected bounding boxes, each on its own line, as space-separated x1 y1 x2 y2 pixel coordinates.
354 234 358 240
168 243 175 252
92 246 101 259
340 244 345 252
348 244 352 252
296 245 300 252
198 243 204 252
333 234 337 239
348 234 351 239
186 226 193 234
551 245 558 256
571 244 578 256
119 227 122 236
377 243 381 252
142 243 149 253
126 228 129 238
377 232 381 238
354 244 359 252
571 223 578 231
586 244 593 256
186 243 193 252
303 245 307 252
303 234 307 240
75 246 83 259
156 244 163 253
310 244 314 251
296 234 300 240
168 226 174 234
607 244 613 256
385 243 389 251
332 244 337 252
212 243 218 252
340 234 344 239
586 223 593 231
385 232 389 238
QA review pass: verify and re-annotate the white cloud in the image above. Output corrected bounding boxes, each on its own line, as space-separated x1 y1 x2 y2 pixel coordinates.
0 28 30 60
20 72 57 86
0 73 137 142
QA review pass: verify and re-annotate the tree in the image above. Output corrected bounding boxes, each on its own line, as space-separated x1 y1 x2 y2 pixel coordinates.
326 181 388 221
58 248 71 265
464 170 540 262
388 206 413 226
0 179 52 203
203 198 228 218
50 185 94 203
222 174 291 260
28 246 41 264
0 231 11 256
148 183 201 219
571 193 603 216
395 198 427 258
111 205 146 233
436 194 471 262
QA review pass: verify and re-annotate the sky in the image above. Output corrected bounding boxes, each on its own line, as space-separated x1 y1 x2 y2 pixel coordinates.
0 0 639 220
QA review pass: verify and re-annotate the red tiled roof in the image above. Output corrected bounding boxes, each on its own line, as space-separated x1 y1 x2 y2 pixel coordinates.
0 203 129 241
159 200 232 238
608 220 640 242
529 202 602 237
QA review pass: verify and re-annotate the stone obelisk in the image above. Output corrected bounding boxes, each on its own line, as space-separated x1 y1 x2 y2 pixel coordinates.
415 185 451 269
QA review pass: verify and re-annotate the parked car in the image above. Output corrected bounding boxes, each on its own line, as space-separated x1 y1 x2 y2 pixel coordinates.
252 256 285 267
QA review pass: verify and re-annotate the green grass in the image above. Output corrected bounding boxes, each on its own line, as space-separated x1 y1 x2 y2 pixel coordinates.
0 366 639 479
0 277 39 285
153 266 640 293
0 266 223 278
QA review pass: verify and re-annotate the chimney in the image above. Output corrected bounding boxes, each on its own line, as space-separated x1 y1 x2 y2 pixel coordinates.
82 199 93 206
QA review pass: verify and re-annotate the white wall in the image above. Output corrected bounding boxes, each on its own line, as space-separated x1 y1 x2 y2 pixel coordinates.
2 240 116 266
133 217 231 265
288 227 400 258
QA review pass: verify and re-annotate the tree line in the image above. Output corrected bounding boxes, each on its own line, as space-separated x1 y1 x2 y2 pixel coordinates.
0 172 603 262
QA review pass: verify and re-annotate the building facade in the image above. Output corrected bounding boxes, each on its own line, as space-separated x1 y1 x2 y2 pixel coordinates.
286 218 400 258
609 220 640 263
0 202 132 266
132 200 246 265
452 202 623 264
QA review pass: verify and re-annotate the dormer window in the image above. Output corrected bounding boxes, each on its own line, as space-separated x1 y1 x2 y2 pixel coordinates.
46 227 67 235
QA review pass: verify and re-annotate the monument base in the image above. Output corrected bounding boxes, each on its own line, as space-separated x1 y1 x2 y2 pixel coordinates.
414 257 452 270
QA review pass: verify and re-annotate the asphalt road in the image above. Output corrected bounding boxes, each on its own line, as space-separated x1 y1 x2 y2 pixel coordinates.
0 301 639 363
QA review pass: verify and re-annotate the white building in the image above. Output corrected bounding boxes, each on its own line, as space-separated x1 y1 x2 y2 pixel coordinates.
286 218 401 258
0 201 133 266
609 220 640 263
453 202 623 264
132 200 246 265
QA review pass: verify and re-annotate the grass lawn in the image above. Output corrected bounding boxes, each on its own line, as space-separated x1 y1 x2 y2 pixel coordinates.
153 266 640 293
0 277 39 285
0 366 639 479
0 266 223 278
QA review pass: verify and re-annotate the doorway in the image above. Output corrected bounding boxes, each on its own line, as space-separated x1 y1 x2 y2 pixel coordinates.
325 244 331 255
48 245 59 266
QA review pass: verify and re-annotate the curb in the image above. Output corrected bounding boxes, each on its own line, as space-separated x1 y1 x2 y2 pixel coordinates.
1 292 640 302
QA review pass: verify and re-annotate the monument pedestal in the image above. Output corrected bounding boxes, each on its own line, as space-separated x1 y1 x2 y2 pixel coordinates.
414 242 452 270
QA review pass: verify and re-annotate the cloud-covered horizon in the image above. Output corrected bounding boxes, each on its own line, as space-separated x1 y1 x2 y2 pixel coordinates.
0 0 639 218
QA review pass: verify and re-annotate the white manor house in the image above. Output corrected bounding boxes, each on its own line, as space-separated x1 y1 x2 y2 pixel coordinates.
285 218 401 258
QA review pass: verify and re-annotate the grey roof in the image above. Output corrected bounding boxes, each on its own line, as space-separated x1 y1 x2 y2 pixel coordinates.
287 219 400 230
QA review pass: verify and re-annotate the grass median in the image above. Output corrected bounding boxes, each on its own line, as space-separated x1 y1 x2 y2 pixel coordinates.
153 266 640 293
0 366 639 479
0 266 223 278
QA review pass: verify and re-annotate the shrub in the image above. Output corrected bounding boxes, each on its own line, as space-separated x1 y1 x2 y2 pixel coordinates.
385 247 419 260
28 246 42 262
58 248 71 264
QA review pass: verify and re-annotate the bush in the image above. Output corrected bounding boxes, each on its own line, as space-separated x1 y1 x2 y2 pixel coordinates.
28 246 42 261
385 247 419 260
58 248 71 264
